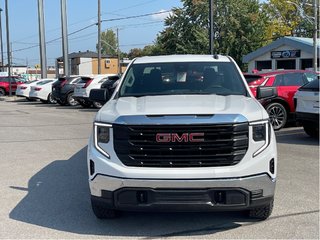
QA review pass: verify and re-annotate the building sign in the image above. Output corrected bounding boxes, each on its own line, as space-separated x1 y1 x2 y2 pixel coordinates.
271 50 301 59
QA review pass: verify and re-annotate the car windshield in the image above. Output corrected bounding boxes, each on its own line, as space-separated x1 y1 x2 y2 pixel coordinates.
119 62 247 97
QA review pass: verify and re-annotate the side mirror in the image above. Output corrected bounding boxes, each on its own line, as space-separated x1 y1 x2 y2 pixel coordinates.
256 86 277 99
89 89 110 104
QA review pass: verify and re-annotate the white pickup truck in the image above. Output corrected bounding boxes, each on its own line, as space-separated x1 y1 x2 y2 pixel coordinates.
87 55 277 220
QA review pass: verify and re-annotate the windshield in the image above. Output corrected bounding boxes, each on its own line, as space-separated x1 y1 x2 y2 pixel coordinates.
119 62 248 97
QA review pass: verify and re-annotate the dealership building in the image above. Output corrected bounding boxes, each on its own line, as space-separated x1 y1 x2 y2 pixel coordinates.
243 37 319 73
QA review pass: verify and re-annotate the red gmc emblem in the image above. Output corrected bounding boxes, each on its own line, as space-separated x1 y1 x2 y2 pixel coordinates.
156 133 205 143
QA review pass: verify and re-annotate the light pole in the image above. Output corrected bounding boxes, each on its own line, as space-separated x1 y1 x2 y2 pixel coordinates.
37 0 47 78
61 0 69 76
0 8 4 72
97 0 101 74
209 0 214 55
5 0 11 96
286 0 318 71
312 0 318 71
116 28 121 75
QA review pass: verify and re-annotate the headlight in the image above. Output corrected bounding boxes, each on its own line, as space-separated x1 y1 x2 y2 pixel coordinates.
253 124 266 142
251 120 270 157
94 122 112 158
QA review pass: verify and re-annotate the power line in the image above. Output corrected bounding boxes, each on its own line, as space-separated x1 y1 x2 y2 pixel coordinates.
12 0 162 43
120 43 153 47
9 11 170 54
8 23 97 53
101 10 171 22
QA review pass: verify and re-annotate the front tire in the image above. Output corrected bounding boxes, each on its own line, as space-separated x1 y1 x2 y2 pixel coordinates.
266 102 287 130
66 93 78 106
249 199 274 220
93 101 103 109
47 93 57 104
91 198 119 219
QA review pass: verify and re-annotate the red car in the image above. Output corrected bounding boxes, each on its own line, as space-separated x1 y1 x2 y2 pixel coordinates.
0 76 26 96
244 70 318 130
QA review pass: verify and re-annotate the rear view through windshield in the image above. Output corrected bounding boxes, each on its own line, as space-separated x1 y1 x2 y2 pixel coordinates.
119 62 248 97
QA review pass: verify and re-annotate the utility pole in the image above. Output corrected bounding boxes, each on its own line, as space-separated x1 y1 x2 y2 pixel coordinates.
117 28 121 75
61 0 69 76
209 0 214 55
5 0 11 96
313 0 318 71
0 8 4 72
98 0 101 74
37 0 47 78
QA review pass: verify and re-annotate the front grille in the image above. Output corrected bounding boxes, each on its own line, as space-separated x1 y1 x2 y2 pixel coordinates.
113 123 249 168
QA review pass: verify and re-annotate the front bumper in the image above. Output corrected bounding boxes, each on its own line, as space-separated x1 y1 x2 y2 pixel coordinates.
90 173 275 211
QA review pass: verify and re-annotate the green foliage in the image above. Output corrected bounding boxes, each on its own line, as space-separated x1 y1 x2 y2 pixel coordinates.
125 0 316 69
127 45 162 59
154 0 268 68
98 29 118 55
262 0 314 41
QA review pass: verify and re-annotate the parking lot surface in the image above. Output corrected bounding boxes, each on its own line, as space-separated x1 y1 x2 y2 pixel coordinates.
0 98 319 239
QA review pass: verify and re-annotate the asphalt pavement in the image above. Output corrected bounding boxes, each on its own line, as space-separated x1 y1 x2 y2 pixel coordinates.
0 97 319 239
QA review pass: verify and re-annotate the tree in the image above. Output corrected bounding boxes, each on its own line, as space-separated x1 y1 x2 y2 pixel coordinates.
127 48 144 59
98 29 118 55
156 0 209 55
154 0 268 69
262 0 314 41
127 45 162 59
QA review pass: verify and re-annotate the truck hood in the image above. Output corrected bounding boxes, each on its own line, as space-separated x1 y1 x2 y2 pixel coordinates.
96 95 268 123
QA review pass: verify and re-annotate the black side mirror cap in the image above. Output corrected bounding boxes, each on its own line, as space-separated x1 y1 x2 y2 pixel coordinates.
89 89 110 104
256 86 278 100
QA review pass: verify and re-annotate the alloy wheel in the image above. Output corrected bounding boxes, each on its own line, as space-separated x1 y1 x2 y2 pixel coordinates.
267 103 287 130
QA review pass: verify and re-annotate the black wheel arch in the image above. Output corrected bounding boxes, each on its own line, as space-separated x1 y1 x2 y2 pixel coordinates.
262 97 290 114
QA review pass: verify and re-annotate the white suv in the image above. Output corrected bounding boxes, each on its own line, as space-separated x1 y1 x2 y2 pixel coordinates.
87 55 277 220
294 79 319 138
74 74 119 108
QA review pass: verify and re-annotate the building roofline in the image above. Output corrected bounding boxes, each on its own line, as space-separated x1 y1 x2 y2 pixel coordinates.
243 37 320 63
56 51 117 61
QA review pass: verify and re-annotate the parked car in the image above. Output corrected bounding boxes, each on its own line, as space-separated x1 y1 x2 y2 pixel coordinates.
244 70 317 130
73 74 120 108
52 76 88 106
294 79 319 138
89 76 120 108
16 80 43 101
29 79 57 104
88 55 277 220
0 76 25 96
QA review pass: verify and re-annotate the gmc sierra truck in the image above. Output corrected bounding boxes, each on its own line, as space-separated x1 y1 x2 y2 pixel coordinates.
88 55 277 220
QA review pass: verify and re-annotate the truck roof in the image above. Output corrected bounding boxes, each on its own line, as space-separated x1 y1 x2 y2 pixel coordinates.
133 55 231 64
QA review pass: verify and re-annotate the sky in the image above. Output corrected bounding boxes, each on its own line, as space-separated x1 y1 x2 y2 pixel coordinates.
2 0 182 67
